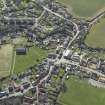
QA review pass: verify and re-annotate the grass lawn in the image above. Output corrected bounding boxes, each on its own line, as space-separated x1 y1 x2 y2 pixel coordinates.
0 44 13 77
58 0 105 18
13 46 47 74
59 76 105 105
12 37 27 45
85 18 105 48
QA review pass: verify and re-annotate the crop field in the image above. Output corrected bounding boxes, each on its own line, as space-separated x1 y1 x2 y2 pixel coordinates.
0 44 13 78
13 46 47 74
58 0 105 18
59 76 105 105
85 18 105 48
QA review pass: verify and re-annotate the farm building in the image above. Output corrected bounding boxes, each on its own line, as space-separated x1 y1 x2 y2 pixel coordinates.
16 48 27 55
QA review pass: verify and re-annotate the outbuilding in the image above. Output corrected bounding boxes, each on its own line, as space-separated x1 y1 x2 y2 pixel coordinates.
16 47 27 55
63 50 72 59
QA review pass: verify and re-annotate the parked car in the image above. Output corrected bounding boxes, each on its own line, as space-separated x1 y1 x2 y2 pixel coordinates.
0 92 9 98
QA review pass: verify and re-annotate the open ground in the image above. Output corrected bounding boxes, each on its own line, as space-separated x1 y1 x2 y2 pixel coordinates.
0 44 13 78
85 18 105 49
13 46 47 74
0 36 47 75
58 0 105 18
59 76 105 105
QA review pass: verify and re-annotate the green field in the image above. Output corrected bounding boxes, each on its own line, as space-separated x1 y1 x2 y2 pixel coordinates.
85 18 105 48
58 0 105 17
59 76 105 105
0 44 13 77
13 46 47 74
12 37 27 45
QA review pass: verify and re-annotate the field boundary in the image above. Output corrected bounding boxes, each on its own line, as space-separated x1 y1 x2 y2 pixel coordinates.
10 46 15 76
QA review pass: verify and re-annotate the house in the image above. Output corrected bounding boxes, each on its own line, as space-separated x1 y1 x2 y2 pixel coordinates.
23 96 34 104
98 77 105 83
91 73 99 80
80 59 88 67
48 53 57 59
8 86 14 93
22 82 30 89
63 49 72 59
26 32 35 40
16 48 27 55
15 86 21 92
71 52 80 62
66 64 80 73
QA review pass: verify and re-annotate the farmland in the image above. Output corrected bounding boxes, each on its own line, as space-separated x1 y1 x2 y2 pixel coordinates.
0 44 13 78
13 46 47 74
59 76 105 105
58 0 105 18
85 18 105 48
0 36 48 75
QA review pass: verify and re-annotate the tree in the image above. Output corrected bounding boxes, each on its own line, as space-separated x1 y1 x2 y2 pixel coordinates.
61 82 67 93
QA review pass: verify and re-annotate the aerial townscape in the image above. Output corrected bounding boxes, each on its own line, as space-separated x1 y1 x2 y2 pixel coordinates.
1 0 105 105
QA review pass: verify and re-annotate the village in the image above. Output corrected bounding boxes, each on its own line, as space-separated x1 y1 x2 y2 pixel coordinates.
0 0 105 105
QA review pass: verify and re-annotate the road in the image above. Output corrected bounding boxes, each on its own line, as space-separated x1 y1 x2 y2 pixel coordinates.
59 58 105 77
0 4 80 102
2 2 105 103
35 5 80 103
42 5 80 57
3 16 36 21
89 9 105 26
43 6 80 33
0 84 33 100
42 6 105 78
32 9 46 30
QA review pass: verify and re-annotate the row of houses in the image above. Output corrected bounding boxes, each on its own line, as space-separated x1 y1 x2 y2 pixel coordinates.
63 49 104 71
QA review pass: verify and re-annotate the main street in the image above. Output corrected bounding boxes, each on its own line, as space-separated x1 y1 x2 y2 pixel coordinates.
59 58 105 77
35 4 80 103
42 5 80 57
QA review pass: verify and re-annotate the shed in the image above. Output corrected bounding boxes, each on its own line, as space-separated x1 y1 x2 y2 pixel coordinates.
16 48 27 55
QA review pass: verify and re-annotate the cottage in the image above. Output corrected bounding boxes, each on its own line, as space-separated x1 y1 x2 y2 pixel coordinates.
8 86 14 93
71 52 80 62
23 96 34 104
98 77 105 83
16 48 27 55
